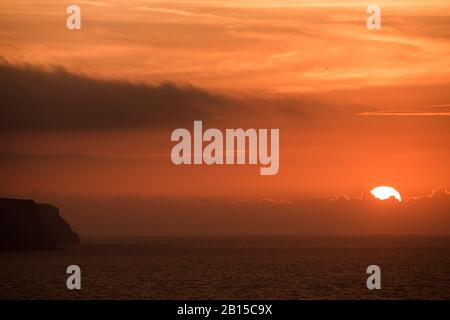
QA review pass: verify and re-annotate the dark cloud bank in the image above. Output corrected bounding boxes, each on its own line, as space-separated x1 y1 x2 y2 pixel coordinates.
0 63 355 132
0 63 227 131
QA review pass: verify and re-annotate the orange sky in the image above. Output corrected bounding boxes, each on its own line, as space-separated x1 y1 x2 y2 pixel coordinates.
1 0 450 91
0 0 449 199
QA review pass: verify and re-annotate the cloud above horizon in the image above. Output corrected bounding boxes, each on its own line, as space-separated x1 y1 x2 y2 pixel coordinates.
0 63 228 131
0 63 358 132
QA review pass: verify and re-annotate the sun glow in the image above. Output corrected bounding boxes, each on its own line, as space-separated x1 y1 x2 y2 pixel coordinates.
370 186 402 202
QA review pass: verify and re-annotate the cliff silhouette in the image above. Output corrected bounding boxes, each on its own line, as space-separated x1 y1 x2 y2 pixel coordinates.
38 203 81 245
0 198 80 251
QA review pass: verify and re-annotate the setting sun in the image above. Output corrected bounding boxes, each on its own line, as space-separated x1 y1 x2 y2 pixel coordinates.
371 186 402 202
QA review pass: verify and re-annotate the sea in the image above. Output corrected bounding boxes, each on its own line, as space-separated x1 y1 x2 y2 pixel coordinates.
1 236 449 299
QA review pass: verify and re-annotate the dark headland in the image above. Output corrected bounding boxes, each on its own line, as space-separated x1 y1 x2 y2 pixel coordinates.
0 198 80 251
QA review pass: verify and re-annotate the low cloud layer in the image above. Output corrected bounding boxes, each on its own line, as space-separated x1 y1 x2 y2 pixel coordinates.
12 188 450 237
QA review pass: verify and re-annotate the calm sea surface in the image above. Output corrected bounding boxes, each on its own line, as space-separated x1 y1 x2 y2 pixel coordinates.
1 236 449 299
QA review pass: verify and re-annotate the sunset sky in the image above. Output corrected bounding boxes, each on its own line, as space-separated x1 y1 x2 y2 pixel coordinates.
1 0 449 200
